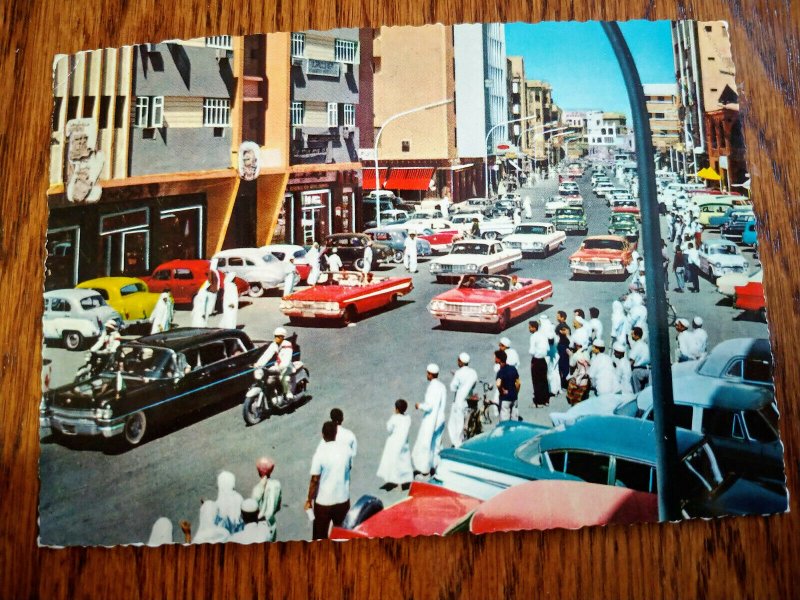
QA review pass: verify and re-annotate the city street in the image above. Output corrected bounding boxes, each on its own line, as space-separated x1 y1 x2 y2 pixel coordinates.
39 174 769 545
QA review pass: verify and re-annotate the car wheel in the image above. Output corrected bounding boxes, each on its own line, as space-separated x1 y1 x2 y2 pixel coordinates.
354 258 366 271
435 276 446 283
123 412 147 446
63 331 84 351
496 309 510 332
342 305 358 325
242 392 265 425
248 283 265 298
482 231 498 240
389 294 399 307
393 250 404 263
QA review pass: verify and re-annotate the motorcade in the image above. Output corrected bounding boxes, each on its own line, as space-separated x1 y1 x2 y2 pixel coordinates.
429 240 522 283
552 207 588 235
432 416 787 517
210 248 289 298
142 260 249 304
698 239 749 281
40 328 263 447
43 289 123 350
569 235 634 277
323 233 393 271
76 277 160 323
427 273 553 331
607 213 639 242
364 228 432 263
502 222 567 257
280 271 413 325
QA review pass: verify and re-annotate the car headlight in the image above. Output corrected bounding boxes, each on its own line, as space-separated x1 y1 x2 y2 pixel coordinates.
280 300 293 309
430 263 442 273
95 405 113 420
532 242 543 249
481 303 496 314
466 264 478 272
713 261 722 268
429 300 444 311
570 259 579 266
325 302 340 312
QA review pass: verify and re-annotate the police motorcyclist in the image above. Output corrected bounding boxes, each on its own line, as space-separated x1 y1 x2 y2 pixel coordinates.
253 327 294 401
90 319 122 354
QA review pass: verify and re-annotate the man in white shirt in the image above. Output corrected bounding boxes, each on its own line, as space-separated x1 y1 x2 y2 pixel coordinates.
689 316 709 360
254 327 295 401
329 408 357 460
628 326 650 394
305 421 352 540
447 352 478 448
685 242 701 293
588 307 603 345
528 320 550 407
326 248 343 272
674 319 694 363
588 339 616 395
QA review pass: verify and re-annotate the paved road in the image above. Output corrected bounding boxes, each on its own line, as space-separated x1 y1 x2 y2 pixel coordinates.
39 173 769 545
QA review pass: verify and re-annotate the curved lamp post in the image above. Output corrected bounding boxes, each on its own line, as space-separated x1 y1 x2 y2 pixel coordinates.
484 115 550 199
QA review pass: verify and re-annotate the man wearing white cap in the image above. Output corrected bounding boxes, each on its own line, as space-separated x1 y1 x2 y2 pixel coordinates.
403 232 418 273
674 319 694 363
688 316 708 361
612 342 633 394
447 353 478 448
628 326 651 393
360 240 374 274
327 247 342 272
412 363 447 476
571 314 591 350
588 340 616 396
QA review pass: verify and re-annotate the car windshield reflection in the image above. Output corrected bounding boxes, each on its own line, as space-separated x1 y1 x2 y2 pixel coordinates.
450 243 489 255
103 345 175 380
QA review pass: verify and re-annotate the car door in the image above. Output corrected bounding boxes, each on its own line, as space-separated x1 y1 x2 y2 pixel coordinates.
172 268 195 303
700 408 761 477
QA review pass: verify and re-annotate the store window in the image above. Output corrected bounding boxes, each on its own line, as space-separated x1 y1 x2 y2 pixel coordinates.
100 208 150 276
159 205 204 261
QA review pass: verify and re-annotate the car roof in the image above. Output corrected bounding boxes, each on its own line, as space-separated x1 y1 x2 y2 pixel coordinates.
77 277 146 288
213 247 268 257
539 416 702 461
44 288 101 299
453 239 494 247
704 238 737 247
584 235 626 242
264 244 303 251
131 327 252 351
153 259 209 270
701 338 771 374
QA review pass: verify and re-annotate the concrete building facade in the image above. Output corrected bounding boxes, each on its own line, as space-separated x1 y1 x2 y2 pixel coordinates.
642 83 681 152
586 111 628 161
524 80 556 167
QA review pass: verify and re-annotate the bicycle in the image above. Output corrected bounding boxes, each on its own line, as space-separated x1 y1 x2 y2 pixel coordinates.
463 380 495 441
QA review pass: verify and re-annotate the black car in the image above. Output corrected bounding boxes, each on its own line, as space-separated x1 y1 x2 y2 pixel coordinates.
40 328 265 447
324 233 391 270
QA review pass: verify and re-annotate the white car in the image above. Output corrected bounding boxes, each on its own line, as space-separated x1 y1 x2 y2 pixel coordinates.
503 222 567 257
263 244 311 281
211 248 289 297
478 215 517 240
451 197 492 214
558 182 579 195
594 183 616 198
717 268 763 297
545 196 569 217
698 239 749 280
43 289 123 350
449 213 484 234
429 240 522 282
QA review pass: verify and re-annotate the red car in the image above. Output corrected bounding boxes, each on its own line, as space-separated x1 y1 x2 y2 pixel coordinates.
569 235 634 277
141 259 249 304
279 270 413 325
611 200 641 218
417 228 462 252
427 273 553 331
734 281 766 318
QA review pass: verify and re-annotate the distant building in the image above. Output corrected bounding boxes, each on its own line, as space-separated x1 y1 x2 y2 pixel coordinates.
642 83 681 161
562 111 589 159
524 80 556 169
586 111 628 161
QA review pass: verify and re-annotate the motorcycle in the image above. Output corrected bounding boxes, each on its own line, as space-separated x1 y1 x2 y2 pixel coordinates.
242 335 311 425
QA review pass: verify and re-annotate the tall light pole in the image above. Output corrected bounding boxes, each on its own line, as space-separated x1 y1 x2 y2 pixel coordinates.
485 115 549 199
373 98 453 227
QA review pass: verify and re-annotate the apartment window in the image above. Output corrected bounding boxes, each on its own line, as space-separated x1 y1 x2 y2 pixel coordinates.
291 33 305 58
290 101 304 126
52 97 62 132
655 112 665 119
334 39 358 63
343 103 356 127
99 96 111 129
151 96 164 127
401 140 410 152
708 56 716 61
67 96 78 121
206 36 233 49
134 96 149 127
82 96 95 118
114 96 125 128
705 25 713 32
135 96 164 128
202 98 230 126
327 102 339 127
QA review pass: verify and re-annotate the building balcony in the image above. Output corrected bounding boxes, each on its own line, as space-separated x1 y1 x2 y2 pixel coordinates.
290 125 359 165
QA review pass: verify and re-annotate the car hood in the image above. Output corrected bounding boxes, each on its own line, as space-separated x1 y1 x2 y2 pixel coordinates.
47 376 150 411
570 249 625 261
703 253 747 266
690 475 788 517
433 254 492 266
554 214 585 221
504 233 554 243
432 287 504 303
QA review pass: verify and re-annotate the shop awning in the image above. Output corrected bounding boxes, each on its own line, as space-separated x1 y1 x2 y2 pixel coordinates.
361 168 389 190
695 167 722 181
383 167 436 191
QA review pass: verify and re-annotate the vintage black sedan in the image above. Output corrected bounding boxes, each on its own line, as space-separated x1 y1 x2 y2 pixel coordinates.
324 233 392 270
40 328 264 447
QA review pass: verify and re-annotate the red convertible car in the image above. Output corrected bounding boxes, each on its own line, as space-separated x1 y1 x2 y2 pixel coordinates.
141 260 249 304
279 271 413 325
569 235 634 277
734 281 766 319
427 273 553 331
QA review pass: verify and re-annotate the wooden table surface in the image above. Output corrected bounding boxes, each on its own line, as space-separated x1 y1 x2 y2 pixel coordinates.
2 1 797 598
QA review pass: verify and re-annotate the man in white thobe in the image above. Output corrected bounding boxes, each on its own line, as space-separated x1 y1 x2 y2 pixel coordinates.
674 319 694 363
191 278 214 327
412 363 447 476
403 232 418 273
588 307 603 346
612 342 633 394
689 316 709 360
588 339 617 396
228 499 271 544
149 291 174 334
571 316 591 349
282 259 299 298
326 248 343 273
306 242 321 286
439 195 450 220
447 353 478 448
523 195 532 219
360 241 374 274
218 275 239 329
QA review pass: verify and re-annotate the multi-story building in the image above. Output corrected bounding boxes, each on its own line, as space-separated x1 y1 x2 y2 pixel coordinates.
586 111 628 161
524 80 556 169
642 83 681 154
506 57 527 150
562 111 589 159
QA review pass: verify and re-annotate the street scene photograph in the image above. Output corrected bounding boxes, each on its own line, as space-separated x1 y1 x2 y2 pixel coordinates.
39 20 787 547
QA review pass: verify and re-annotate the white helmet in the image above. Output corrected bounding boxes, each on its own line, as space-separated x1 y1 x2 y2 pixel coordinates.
273 327 288 337
104 319 118 330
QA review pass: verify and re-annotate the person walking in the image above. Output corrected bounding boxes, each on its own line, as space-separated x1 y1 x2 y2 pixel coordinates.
411 364 447 476
673 246 686 292
495 350 521 421
686 242 701 293
327 248 343 273
306 242 322 285
360 241 374 274
149 290 174 334
588 340 616 396
447 353 478 448
218 275 239 329
662 240 670 293
306 421 352 540
528 320 550 408
403 232 418 273
250 457 281 542
628 326 651 393
376 399 414 491
282 259 299 298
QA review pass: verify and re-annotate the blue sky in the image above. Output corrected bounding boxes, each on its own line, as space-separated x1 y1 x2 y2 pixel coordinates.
505 21 675 119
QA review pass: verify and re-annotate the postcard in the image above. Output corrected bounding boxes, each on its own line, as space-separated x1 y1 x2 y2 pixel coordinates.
38 20 786 547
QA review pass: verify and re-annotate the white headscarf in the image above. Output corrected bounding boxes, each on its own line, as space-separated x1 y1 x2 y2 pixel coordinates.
147 517 173 547
192 501 229 544
215 471 244 533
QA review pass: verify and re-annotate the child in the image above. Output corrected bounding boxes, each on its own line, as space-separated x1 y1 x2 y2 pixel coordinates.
376 399 414 491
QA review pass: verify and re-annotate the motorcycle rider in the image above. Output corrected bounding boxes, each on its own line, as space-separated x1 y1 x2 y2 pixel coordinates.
254 327 295 401
90 319 122 354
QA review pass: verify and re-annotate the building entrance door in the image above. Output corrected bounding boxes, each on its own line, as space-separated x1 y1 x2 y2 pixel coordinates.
45 226 81 290
100 208 150 277
301 207 319 246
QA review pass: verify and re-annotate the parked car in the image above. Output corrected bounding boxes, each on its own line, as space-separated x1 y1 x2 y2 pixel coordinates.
451 197 492 214
433 416 787 517
429 240 522 282
141 260 248 304
594 182 616 198
741 218 758 246
502 222 566 257
364 228 432 263
43 289 123 350
324 233 392 271
364 209 410 229
569 235 634 278
428 273 553 331
76 277 160 323
264 244 312 282
388 219 462 251
545 196 570 217
717 268 762 298
695 199 736 227
40 328 265 447
449 213 485 235
552 207 588 235
477 215 518 240
210 248 289 298
607 213 639 241
734 282 766 319
280 271 413 325
549 392 638 427
698 239 749 281
720 209 756 242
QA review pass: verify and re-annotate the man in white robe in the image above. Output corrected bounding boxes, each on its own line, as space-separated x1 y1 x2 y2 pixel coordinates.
411 363 447 476
326 248 343 273
228 499 271 544
191 278 214 327
282 259 299 298
403 232 418 273
376 399 414 488
612 342 633 394
447 353 478 448
250 457 281 542
361 241 374 274
306 242 321 286
588 339 617 396
218 276 239 329
149 291 174 334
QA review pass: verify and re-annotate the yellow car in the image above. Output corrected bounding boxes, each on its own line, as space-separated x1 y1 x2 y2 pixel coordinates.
696 200 735 227
76 277 160 322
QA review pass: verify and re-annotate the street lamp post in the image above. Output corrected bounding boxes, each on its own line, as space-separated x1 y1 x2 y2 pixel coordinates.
373 98 453 227
484 115 549 200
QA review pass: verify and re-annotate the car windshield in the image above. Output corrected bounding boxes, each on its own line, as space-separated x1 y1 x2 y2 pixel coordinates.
515 225 547 235
450 243 489 255
709 244 737 255
557 209 582 217
616 201 637 208
513 432 552 466
104 345 175 380
260 254 278 263
80 294 107 309
611 215 635 225
120 283 147 295
583 239 624 251
459 275 510 290
548 197 566 204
